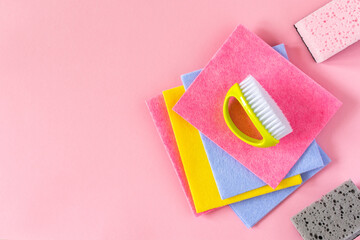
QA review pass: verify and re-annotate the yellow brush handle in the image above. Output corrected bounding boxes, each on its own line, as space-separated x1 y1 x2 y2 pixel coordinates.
223 83 279 148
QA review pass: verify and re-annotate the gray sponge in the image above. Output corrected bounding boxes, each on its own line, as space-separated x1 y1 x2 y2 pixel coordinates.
291 180 360 240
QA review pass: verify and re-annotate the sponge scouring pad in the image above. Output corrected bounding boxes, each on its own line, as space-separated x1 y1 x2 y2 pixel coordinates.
295 0 360 63
291 180 360 240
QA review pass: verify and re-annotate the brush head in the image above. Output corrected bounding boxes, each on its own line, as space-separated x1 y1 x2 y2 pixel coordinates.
239 75 292 140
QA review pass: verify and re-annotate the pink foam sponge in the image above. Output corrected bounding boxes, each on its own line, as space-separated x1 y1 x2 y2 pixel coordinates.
295 0 360 63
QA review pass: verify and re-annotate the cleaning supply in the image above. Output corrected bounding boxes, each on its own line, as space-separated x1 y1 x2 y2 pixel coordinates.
295 0 360 63
182 65 325 200
172 24 342 188
162 86 302 213
223 75 292 148
291 180 360 240
146 91 330 223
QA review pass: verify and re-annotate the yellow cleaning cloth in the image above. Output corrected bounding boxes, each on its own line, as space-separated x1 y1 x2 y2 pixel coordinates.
163 86 302 213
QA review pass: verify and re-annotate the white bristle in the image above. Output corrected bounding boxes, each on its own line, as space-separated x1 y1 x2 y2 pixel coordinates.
252 101 266 112
239 75 292 140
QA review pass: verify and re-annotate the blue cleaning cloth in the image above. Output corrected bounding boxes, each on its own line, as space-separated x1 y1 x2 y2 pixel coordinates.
181 44 324 200
230 146 330 228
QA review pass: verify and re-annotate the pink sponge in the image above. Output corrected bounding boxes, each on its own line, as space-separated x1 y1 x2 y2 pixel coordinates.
295 0 360 63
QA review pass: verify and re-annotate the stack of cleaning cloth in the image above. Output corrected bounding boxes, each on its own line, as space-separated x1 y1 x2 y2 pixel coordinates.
146 24 341 227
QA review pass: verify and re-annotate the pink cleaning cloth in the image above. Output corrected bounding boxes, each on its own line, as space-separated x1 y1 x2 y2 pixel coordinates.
173 25 342 189
295 0 360 63
146 95 207 216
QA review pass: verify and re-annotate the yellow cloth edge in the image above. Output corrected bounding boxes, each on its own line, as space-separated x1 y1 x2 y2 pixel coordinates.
163 86 302 213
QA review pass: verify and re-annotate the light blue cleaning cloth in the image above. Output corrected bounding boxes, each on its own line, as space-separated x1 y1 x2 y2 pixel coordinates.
181 44 324 200
230 146 330 227
182 44 330 227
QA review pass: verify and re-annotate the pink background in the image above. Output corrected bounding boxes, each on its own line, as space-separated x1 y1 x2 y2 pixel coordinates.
0 0 359 239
